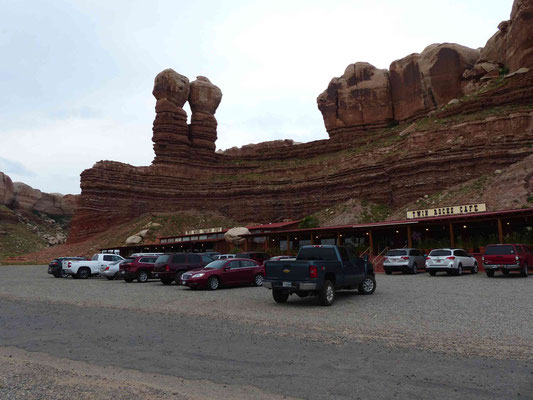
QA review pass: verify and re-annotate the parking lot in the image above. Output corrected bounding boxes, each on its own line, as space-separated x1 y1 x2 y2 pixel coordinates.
1 265 532 399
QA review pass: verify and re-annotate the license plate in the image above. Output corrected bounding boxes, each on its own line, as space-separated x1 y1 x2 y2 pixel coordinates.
435 260 441 263
282 281 292 288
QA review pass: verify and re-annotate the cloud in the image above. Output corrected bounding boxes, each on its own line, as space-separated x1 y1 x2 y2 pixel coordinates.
0 157 36 178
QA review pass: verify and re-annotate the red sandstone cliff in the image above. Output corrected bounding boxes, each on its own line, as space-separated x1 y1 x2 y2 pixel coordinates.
68 0 533 243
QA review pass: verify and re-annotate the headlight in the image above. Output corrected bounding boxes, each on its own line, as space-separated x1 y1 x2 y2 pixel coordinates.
192 273 205 278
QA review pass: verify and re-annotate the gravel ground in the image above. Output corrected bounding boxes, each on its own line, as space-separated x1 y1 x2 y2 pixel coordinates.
1 265 532 399
1 265 532 360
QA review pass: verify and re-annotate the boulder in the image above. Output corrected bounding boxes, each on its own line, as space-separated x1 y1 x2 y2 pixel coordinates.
152 69 190 107
317 62 394 136
188 76 222 115
224 227 251 245
0 171 14 207
34 193 75 216
126 235 143 245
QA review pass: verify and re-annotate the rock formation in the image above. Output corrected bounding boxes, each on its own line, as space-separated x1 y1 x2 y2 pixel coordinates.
225 227 250 246
317 63 394 137
481 0 533 72
189 76 222 160
152 69 191 164
152 70 222 164
66 0 533 243
0 172 14 207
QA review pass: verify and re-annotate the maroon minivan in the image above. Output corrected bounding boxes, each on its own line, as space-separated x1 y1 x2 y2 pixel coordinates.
153 253 214 285
482 244 531 277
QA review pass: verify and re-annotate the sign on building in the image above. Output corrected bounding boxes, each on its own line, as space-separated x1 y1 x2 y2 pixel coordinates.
184 227 224 235
406 203 487 219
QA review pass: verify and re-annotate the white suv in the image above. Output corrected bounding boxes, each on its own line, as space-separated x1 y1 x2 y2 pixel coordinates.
426 248 478 276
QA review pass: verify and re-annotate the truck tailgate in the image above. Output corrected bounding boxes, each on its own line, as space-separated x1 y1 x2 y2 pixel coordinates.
265 261 312 281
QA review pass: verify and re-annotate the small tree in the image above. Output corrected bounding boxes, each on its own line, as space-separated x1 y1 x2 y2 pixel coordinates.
298 216 319 229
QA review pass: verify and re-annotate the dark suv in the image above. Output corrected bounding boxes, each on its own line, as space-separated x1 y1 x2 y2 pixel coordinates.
483 244 532 277
48 257 86 278
153 253 214 285
235 252 270 265
120 256 160 283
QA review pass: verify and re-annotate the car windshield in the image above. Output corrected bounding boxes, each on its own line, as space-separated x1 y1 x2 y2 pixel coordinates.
386 250 407 256
123 258 136 263
203 260 226 269
485 245 514 255
429 250 451 256
91 254 98 261
155 255 170 263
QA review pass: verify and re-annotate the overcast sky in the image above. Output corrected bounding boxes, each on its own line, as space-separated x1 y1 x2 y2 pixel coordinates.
0 0 513 194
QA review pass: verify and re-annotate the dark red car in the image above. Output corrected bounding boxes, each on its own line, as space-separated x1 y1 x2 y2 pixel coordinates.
482 244 532 277
120 255 160 283
180 258 265 290
153 253 214 285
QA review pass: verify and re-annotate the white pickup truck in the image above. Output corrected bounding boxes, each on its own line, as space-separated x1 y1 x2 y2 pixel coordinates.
63 253 124 279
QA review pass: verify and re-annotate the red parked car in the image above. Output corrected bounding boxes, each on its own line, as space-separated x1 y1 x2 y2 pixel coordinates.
482 244 532 277
235 252 270 265
180 258 265 290
119 255 160 283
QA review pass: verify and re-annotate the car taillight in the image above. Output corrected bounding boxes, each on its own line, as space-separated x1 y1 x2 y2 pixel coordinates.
309 265 318 279
165 265 170 272
426 257 430 260
446 256 456 260
68 262 72 268
401 257 409 260
105 267 109 271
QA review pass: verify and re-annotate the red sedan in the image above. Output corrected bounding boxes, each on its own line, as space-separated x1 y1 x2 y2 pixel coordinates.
180 258 264 290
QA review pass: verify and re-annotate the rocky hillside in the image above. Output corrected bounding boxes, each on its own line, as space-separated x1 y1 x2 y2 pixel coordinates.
1 210 237 264
0 171 76 260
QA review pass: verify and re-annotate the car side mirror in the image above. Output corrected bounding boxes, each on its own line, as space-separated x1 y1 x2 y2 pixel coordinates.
224 266 231 271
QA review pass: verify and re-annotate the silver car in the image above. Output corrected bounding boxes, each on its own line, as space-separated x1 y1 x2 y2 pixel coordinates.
100 260 124 280
426 248 478 276
383 248 426 274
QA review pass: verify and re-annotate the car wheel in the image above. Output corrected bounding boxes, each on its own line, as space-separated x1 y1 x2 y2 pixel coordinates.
472 263 478 274
358 276 376 295
77 268 90 279
208 276 220 290
137 270 149 283
486 270 494 277
411 263 418 274
253 274 264 286
318 280 335 306
456 264 463 276
429 271 436 276
161 277 173 285
113 272 120 280
384 268 392 275
521 263 528 277
175 271 184 285
124 277 134 283
272 289 289 304
60 269 69 278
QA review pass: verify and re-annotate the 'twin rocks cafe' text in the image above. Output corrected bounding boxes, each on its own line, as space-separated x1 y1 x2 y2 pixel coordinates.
102 204 533 259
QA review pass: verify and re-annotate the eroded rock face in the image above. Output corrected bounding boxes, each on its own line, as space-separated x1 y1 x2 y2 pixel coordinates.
13 182 42 211
224 227 250 245
0 172 15 207
318 63 393 136
189 76 222 160
34 193 75 216
480 0 533 72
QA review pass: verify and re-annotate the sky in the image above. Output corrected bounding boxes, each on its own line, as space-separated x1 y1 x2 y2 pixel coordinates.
0 0 514 194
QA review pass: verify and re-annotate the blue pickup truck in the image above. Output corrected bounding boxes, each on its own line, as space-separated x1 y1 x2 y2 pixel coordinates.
263 245 376 306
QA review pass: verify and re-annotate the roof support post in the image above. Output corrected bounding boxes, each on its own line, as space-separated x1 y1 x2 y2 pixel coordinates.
369 230 374 256
497 218 504 244
310 233 314 245
449 223 455 248
407 225 412 248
